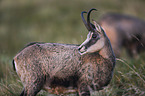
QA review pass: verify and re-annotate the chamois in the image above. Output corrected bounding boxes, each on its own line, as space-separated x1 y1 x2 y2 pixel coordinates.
99 13 145 58
13 8 116 96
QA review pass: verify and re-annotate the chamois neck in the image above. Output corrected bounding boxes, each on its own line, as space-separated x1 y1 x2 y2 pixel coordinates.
99 39 114 59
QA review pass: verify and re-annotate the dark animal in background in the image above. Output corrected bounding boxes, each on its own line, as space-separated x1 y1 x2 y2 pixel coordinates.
12 8 116 96
99 13 145 58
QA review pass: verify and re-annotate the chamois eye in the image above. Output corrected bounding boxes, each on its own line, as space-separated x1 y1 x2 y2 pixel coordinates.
92 34 97 38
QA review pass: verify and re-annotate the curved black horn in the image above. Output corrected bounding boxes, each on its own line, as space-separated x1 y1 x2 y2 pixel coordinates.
81 11 90 31
87 8 97 31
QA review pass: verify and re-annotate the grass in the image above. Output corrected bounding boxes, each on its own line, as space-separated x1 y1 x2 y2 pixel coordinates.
0 0 145 95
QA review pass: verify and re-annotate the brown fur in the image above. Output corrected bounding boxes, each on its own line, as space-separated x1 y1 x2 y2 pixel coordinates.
13 42 115 96
13 9 116 96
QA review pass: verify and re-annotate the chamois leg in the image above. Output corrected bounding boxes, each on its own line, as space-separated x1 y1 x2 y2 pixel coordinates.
20 88 25 96
20 76 45 96
78 82 90 96
126 43 138 58
20 85 40 96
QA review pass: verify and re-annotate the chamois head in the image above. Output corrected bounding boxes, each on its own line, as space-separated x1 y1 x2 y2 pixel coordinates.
78 8 106 55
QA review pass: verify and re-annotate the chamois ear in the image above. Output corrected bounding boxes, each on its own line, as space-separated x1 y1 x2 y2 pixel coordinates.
93 20 102 33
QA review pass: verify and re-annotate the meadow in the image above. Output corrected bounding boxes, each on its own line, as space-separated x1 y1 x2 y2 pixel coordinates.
0 0 145 95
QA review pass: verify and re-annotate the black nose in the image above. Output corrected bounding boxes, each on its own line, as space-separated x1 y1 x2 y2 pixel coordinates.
78 46 82 51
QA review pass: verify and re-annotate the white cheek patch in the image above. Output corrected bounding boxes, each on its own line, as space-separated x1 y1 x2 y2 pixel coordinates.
86 38 105 53
78 32 105 55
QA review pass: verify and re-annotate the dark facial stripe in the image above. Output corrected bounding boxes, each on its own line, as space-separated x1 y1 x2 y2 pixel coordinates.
84 36 100 49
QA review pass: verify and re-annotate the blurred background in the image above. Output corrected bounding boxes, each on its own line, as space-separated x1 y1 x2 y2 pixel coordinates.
0 0 145 95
